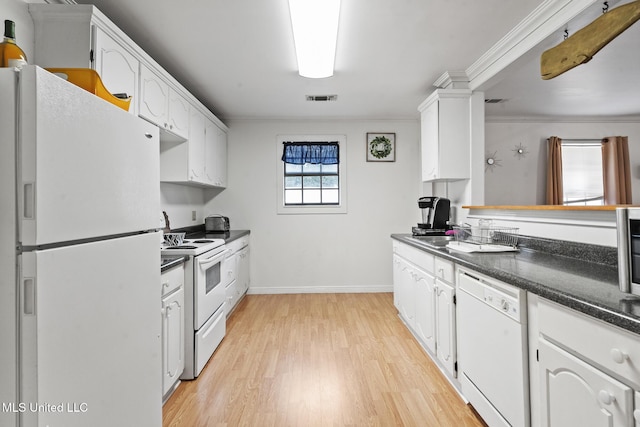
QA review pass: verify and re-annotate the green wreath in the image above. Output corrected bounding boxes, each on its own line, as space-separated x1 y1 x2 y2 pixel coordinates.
369 136 392 159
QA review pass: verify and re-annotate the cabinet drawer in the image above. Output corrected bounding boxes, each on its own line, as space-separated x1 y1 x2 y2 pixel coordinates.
393 241 434 273
539 298 640 389
434 257 454 283
161 264 184 296
226 235 249 253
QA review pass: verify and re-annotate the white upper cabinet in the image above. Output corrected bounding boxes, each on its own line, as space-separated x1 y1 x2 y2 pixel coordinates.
168 89 190 140
140 64 189 141
418 89 471 182
93 26 139 116
187 108 207 184
160 107 226 188
139 65 169 130
31 6 139 116
29 4 228 189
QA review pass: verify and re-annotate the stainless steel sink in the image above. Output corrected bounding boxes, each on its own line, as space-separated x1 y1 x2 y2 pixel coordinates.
409 235 455 249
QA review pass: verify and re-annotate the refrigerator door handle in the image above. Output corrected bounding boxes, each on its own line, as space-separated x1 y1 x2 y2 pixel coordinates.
23 182 34 219
23 277 35 315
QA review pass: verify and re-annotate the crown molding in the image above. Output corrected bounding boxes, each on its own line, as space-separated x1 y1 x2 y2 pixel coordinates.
433 71 469 89
466 0 601 91
485 114 640 123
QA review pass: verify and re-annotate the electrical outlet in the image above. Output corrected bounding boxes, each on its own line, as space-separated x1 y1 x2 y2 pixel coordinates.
192 211 197 221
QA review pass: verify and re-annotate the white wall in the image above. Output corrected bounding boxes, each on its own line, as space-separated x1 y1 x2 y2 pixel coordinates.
204 119 421 293
485 120 640 205
160 183 206 229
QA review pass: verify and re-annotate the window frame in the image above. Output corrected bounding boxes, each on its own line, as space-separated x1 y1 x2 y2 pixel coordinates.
276 134 347 214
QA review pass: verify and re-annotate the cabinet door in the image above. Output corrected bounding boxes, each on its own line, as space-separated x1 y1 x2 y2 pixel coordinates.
93 26 139 116
188 108 206 183
236 246 250 295
204 118 217 186
539 338 634 427
420 100 439 181
414 268 436 354
635 391 640 426
419 90 470 181
225 280 238 313
392 254 403 311
399 260 416 327
435 278 456 377
162 287 184 396
214 125 228 187
167 88 190 140
139 64 169 128
204 119 226 187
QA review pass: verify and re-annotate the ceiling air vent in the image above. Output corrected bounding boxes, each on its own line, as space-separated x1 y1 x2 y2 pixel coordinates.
306 95 338 102
485 98 507 104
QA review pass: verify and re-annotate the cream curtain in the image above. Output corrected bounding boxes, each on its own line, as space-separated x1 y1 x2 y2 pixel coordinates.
546 136 564 205
602 136 632 204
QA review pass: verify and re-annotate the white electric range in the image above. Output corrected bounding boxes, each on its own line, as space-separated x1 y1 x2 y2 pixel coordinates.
161 238 231 379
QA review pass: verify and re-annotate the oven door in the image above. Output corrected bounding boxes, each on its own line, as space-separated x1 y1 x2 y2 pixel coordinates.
193 247 230 329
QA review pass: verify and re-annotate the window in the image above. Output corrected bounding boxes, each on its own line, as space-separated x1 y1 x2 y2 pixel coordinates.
561 140 604 205
277 135 346 214
284 162 339 205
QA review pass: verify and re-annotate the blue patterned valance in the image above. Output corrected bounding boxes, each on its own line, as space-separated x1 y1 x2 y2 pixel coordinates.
281 142 339 165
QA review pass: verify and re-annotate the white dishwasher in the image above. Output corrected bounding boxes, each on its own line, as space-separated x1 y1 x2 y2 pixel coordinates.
457 267 530 427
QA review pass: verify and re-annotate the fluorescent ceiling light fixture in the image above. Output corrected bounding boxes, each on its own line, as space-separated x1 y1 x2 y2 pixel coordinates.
288 0 341 78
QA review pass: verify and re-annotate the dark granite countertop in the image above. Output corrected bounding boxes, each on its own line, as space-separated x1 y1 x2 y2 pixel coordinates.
161 256 186 273
184 229 250 244
391 233 640 335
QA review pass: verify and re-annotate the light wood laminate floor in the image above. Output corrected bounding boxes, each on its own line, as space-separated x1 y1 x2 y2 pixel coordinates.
163 293 486 427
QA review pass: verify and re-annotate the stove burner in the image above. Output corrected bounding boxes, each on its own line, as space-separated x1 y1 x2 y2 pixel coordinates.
165 246 198 250
192 240 215 243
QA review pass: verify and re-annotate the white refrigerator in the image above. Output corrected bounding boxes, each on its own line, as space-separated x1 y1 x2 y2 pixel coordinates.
0 66 163 427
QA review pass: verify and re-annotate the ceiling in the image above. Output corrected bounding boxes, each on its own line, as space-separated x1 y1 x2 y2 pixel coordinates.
74 0 639 122
482 0 640 120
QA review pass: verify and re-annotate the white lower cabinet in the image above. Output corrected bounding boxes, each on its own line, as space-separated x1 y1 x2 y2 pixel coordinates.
539 338 633 427
236 245 250 296
537 298 640 427
392 241 457 379
393 255 415 325
435 277 456 375
414 266 436 353
225 236 250 316
161 264 185 401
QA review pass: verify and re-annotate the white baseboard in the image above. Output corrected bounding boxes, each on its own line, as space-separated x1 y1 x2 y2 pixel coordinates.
247 285 392 295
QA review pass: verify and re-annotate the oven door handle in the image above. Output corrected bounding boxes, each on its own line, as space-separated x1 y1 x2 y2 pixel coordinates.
197 248 232 270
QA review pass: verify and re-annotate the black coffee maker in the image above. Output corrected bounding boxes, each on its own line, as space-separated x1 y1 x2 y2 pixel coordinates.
412 196 451 236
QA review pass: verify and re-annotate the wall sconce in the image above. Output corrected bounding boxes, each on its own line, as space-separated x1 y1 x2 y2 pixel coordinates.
288 0 341 78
